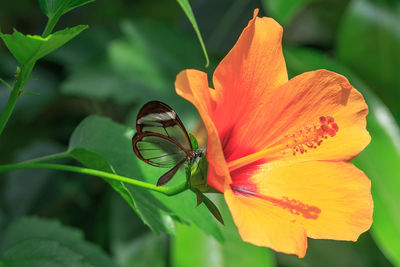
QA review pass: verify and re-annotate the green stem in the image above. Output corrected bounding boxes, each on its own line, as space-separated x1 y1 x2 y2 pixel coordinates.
42 0 70 38
0 162 189 196
20 151 70 164
42 13 62 38
0 63 35 136
0 3 65 135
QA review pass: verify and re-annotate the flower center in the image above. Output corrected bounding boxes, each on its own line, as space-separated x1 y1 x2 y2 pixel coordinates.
228 116 338 171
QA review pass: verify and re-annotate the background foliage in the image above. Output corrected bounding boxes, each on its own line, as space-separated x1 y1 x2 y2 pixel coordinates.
0 0 399 266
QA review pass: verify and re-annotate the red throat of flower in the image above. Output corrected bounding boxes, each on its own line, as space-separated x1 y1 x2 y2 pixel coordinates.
226 116 339 220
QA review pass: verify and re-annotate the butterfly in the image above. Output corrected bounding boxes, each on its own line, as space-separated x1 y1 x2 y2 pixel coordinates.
132 101 204 186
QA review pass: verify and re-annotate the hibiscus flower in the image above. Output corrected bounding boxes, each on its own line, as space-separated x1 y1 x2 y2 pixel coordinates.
175 9 373 257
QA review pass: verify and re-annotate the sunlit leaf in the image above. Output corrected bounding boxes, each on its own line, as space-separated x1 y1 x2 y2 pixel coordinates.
284 46 400 267
175 0 209 67
39 0 95 18
0 25 87 66
0 217 116 267
337 0 400 121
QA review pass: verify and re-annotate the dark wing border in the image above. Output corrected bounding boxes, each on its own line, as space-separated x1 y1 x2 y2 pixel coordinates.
136 101 193 150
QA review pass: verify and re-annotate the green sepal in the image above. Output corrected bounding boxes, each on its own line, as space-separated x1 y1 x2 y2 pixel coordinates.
188 156 220 194
188 156 207 189
193 189 224 225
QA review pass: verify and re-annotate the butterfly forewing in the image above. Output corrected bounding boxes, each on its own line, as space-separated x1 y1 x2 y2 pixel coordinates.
133 132 188 168
136 101 192 150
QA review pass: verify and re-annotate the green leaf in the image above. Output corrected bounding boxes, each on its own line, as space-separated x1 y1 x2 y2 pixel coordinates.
39 0 95 18
61 64 130 102
68 147 138 214
284 46 400 267
175 0 209 67
62 20 204 104
0 25 87 66
113 233 167 267
0 240 86 267
3 141 64 219
194 190 224 225
172 195 276 267
69 115 175 235
277 234 392 266
0 217 116 267
261 0 316 25
68 115 223 241
337 0 400 121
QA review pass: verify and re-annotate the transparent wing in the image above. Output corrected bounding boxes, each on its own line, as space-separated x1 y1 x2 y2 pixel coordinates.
132 132 188 168
136 101 192 150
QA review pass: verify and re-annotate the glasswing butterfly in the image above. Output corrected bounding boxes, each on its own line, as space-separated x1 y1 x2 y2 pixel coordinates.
132 101 204 186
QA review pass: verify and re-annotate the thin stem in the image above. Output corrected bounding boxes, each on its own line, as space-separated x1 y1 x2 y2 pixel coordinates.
0 3 66 135
0 78 12 91
0 163 189 196
42 13 62 38
42 0 69 38
0 63 35 136
20 151 70 164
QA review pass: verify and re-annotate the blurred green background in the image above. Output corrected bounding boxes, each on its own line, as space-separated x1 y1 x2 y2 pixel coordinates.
0 0 399 266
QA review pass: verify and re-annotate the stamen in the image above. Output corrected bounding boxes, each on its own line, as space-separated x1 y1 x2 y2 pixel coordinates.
285 116 339 156
228 116 339 171
231 185 321 219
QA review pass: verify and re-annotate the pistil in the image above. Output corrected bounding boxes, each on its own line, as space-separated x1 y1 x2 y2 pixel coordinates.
228 116 339 171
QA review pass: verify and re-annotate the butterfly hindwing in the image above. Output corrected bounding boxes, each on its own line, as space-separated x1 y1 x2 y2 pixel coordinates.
132 132 188 168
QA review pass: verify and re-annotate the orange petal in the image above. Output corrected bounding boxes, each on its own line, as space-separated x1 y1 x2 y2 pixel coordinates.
175 69 229 192
226 70 370 166
225 188 308 257
211 10 288 161
244 160 373 241
213 9 288 98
